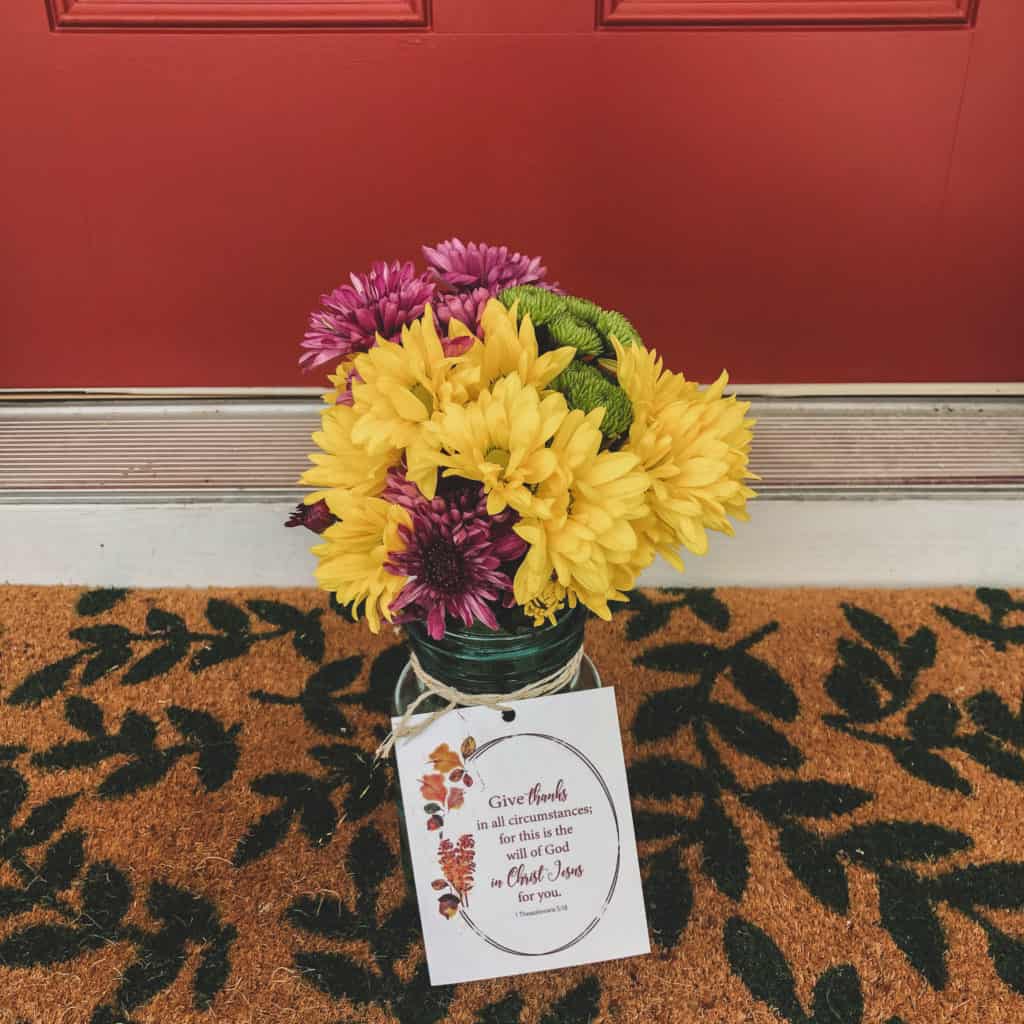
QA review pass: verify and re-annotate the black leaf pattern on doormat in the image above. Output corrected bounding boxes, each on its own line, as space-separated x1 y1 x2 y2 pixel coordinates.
623 587 730 641
31 698 241 798
290 823 603 1024
233 746 390 867
824 604 1024 793
75 588 130 617
631 620 818 917
935 588 1024 652
289 824 455 1024
251 656 365 737
725 916 906 1024
7 598 325 707
3 586 1024 1022
0 765 235 1019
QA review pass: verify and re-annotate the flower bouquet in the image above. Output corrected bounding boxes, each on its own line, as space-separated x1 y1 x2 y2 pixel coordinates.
288 243 754 969
289 239 757 650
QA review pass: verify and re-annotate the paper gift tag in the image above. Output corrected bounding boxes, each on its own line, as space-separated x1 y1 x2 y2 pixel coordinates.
392 687 650 986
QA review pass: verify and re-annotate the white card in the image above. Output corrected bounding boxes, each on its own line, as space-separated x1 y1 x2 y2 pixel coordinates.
392 687 650 986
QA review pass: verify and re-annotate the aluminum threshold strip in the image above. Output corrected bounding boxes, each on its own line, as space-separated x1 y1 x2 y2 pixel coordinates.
1 396 1022 503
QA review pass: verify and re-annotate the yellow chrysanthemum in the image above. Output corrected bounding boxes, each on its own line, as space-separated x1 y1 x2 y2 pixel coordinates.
464 299 576 397
625 371 757 571
523 580 569 627
312 496 410 633
300 404 397 513
547 407 607 487
349 307 473 496
513 437 650 620
604 337 699 420
433 373 569 518
322 357 358 406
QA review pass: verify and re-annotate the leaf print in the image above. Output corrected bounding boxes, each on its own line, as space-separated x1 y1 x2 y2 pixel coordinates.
723 917 806 1024
447 787 465 810
293 950 379 1004
984 927 1024 995
8 655 83 707
438 835 476 905
935 588 1024 652
76 588 130 616
429 743 463 775
420 773 447 804
877 866 948 990
841 603 902 654
778 823 851 914
644 848 693 949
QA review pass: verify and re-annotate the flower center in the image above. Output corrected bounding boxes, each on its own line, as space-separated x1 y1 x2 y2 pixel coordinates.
485 447 510 469
409 383 434 415
422 537 467 593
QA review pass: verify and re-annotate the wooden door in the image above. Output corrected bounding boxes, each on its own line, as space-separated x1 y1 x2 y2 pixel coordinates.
3 0 1021 386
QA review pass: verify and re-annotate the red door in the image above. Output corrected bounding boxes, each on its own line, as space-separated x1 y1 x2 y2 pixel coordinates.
3 0 1021 387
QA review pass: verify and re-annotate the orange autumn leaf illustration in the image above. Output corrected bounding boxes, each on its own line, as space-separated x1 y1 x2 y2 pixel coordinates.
439 835 476 906
424 738 477 921
420 773 447 804
428 743 462 774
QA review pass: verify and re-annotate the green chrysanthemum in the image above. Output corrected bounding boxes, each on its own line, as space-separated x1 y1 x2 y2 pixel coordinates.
551 362 634 439
547 313 605 356
498 285 564 327
597 309 642 349
564 296 603 325
498 286 643 356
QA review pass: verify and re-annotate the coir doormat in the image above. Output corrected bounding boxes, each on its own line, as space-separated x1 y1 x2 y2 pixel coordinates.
0 586 1023 1023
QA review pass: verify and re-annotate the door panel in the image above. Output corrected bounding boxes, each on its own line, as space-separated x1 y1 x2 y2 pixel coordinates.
46 1 429 28
2 0 1020 387
934 0 1024 366
599 0 976 26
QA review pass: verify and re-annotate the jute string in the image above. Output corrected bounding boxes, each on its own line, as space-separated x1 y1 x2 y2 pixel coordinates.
374 645 586 762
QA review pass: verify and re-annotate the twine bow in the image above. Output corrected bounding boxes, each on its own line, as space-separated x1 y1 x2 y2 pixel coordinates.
373 645 585 762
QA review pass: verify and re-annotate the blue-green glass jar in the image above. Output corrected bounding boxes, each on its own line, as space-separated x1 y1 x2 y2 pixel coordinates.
393 604 600 712
390 605 601 887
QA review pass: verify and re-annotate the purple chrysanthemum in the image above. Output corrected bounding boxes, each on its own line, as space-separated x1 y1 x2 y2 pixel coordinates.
381 465 427 511
422 239 550 293
423 240 558 332
386 484 527 639
299 260 435 371
285 499 336 534
432 287 493 334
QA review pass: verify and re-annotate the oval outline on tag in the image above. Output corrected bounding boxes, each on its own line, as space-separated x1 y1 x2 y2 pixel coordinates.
459 731 622 957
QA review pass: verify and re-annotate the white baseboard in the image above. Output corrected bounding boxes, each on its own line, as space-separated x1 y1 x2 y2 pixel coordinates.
1 499 1021 588
1 392 1021 588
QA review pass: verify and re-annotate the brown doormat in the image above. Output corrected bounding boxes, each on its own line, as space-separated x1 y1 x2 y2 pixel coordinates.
1 586 1023 1023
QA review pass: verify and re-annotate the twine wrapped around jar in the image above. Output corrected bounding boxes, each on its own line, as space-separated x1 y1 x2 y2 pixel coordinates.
374 644 585 762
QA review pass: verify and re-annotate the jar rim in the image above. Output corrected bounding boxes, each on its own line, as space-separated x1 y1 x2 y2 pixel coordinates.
404 603 586 649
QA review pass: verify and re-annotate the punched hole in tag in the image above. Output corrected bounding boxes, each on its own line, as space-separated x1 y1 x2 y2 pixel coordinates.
501 709 516 723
